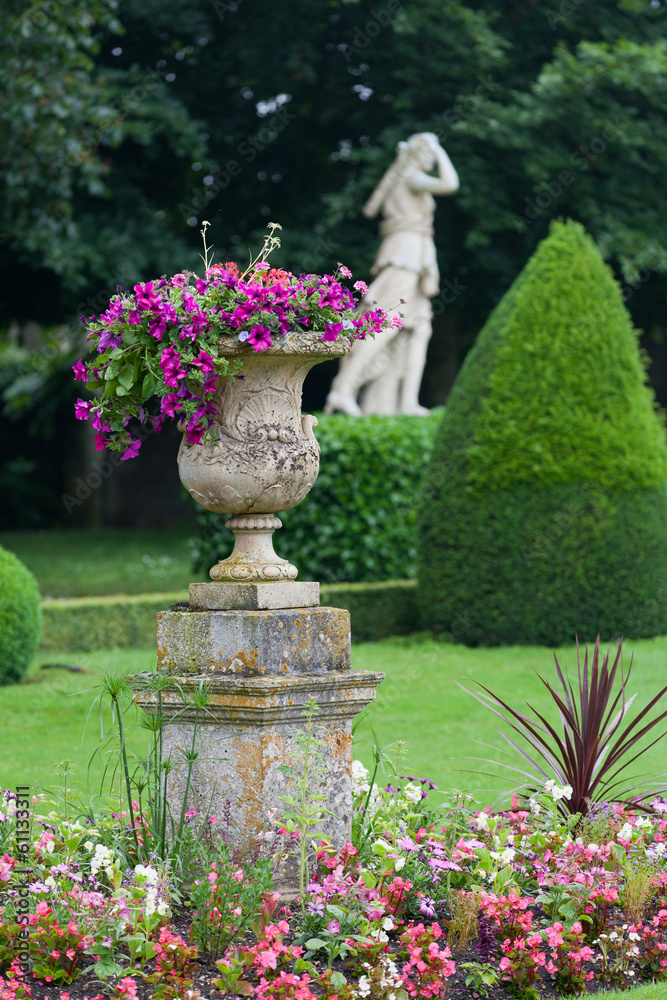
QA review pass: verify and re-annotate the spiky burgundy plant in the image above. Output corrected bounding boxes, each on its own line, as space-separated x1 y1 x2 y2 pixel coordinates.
460 636 667 816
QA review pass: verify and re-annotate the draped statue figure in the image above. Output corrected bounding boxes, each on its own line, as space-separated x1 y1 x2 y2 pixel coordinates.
324 132 459 416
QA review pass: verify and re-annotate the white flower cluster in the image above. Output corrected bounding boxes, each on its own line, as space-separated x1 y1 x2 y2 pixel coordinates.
352 760 371 796
357 954 403 1000
491 846 516 865
544 779 573 801
352 760 382 817
403 782 423 805
90 844 115 880
134 863 168 917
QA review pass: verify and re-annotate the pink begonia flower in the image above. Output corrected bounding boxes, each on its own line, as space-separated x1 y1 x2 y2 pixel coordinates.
353 279 368 295
338 263 353 278
74 399 93 420
121 437 141 461
72 359 88 381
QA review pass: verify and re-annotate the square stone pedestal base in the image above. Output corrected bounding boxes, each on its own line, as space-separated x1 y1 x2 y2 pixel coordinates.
133 605 383 893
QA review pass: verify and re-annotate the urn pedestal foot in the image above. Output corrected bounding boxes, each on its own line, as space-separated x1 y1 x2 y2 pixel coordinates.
209 514 299 583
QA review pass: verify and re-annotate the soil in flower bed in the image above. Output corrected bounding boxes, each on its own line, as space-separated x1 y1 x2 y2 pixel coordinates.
17 899 654 1000
18 931 641 1000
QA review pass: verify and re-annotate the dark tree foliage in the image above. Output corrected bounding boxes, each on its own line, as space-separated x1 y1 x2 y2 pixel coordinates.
2 0 666 336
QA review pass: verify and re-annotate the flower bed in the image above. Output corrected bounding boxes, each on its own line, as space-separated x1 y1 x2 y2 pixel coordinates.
3 772 667 1000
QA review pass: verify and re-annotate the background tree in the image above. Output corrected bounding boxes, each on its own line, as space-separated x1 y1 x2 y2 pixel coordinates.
2 0 666 526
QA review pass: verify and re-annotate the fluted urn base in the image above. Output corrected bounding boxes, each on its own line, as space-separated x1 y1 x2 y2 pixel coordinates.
209 513 296 583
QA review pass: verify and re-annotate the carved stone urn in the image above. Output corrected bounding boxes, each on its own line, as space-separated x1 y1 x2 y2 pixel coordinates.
177 329 350 584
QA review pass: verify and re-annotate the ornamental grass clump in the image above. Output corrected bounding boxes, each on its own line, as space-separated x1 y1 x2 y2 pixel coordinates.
72 223 392 459
461 635 667 816
418 218 667 645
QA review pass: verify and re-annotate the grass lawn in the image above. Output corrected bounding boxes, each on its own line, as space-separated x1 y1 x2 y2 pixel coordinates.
2 633 667 811
599 989 667 1000
0 525 204 597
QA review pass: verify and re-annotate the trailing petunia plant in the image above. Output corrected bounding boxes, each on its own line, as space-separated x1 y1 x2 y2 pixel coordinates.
71 222 394 459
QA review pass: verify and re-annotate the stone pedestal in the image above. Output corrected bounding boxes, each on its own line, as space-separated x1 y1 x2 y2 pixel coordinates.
134 604 383 870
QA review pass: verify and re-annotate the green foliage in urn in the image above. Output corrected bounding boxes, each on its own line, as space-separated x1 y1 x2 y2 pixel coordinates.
417 219 667 646
192 411 442 583
0 545 42 685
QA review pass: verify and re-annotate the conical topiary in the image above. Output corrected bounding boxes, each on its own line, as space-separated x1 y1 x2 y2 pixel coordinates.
417 219 667 646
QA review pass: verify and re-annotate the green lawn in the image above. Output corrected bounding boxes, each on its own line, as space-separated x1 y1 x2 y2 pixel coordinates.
2 634 667 811
0 526 204 597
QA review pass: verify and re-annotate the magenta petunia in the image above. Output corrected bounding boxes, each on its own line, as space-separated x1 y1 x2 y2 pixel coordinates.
247 325 273 351
120 437 141 461
74 399 93 420
72 359 88 381
322 321 342 341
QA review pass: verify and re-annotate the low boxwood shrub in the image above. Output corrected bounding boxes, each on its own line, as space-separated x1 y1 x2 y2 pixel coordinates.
0 545 42 684
191 410 442 582
418 219 667 646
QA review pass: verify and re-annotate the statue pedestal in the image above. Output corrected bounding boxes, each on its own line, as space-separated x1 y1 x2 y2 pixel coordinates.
134 605 383 881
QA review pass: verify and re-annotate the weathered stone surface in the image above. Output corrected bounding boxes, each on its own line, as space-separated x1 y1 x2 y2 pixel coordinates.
190 580 319 611
133 668 384 866
156 606 350 676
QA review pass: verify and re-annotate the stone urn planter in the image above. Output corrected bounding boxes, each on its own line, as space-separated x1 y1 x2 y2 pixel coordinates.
177 329 350 585
133 325 384 877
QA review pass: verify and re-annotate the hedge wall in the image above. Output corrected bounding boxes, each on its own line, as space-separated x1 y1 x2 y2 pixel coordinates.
191 411 442 583
40 581 419 652
418 219 667 646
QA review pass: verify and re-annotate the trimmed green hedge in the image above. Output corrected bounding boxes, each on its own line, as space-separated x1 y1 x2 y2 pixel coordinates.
0 546 42 684
418 219 667 646
40 581 419 652
191 411 442 583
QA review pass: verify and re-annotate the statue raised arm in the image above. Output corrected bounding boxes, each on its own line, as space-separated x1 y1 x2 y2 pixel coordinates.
325 133 459 416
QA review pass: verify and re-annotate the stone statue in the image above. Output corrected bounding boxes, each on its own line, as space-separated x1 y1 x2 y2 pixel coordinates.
324 132 459 416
